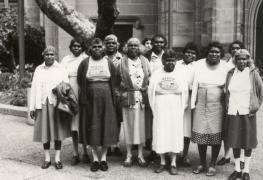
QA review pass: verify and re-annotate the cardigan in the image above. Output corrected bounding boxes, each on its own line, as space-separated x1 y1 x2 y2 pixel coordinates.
225 66 263 115
77 56 117 104
115 55 151 107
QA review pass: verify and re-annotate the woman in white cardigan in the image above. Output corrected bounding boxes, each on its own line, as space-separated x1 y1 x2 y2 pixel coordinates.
30 46 71 170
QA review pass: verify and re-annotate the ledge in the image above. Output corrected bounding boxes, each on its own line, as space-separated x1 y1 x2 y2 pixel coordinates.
0 103 27 117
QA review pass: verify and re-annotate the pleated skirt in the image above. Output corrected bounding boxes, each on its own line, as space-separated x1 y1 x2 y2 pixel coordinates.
33 99 71 143
122 106 146 145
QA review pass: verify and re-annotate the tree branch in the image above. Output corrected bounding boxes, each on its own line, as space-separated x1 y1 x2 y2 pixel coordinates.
34 0 96 44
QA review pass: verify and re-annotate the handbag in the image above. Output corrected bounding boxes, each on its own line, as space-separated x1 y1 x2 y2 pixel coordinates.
55 100 73 116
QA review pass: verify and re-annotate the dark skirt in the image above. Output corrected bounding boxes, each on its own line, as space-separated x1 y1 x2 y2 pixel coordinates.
225 114 257 149
79 81 118 146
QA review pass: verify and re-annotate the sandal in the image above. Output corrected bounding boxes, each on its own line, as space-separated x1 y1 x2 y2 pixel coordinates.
123 156 133 167
192 164 206 174
206 166 216 176
137 157 147 167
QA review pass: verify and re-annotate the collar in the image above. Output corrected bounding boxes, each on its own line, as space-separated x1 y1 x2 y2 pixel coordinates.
151 50 164 59
235 67 249 74
40 60 60 69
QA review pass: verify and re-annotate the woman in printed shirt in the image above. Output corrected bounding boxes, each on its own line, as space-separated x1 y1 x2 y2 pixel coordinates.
77 38 118 172
30 46 71 170
61 39 89 165
191 42 232 176
115 37 151 168
225 49 263 180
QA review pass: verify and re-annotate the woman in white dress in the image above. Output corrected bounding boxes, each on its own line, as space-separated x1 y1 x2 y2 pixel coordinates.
148 49 188 175
61 39 89 165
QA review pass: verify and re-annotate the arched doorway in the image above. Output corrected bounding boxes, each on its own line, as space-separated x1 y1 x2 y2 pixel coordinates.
256 2 263 70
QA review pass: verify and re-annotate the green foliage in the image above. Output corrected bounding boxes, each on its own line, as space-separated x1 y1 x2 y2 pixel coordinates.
0 66 33 107
0 7 45 72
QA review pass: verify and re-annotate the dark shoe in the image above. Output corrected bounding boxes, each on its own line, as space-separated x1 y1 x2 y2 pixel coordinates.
240 161 245 170
242 172 250 180
169 166 178 175
107 148 113 156
41 161 51 169
82 154 90 164
228 171 242 180
137 157 147 167
217 157 231 165
181 157 191 167
113 147 122 156
192 164 206 174
206 166 216 176
154 164 166 173
100 161 109 171
54 161 63 169
71 156 80 166
146 151 158 162
90 161 100 172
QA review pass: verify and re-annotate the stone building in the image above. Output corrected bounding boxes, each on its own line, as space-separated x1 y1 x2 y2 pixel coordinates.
1 0 263 66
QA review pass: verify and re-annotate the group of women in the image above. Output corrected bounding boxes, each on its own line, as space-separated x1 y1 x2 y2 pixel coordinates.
29 35 263 180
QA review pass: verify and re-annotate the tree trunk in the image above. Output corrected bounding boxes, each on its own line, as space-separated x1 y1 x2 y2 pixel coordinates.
34 0 119 44
95 0 119 40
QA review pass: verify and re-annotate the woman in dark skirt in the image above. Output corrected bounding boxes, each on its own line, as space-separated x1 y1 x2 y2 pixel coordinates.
77 38 118 172
225 49 263 180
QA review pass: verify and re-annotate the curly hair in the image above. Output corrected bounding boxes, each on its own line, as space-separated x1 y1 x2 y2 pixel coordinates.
69 39 85 52
206 41 225 58
151 34 167 47
228 40 245 53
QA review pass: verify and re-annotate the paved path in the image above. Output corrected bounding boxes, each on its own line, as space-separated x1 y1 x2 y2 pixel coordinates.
0 108 263 180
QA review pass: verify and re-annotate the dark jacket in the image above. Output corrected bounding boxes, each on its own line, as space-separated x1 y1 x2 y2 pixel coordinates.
115 55 151 107
52 82 78 116
225 67 263 115
77 56 117 105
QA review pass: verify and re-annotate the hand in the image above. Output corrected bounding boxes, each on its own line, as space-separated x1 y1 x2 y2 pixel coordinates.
30 111 36 120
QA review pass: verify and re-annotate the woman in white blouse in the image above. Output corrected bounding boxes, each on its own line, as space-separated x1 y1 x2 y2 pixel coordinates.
191 42 232 176
30 46 71 170
61 39 89 165
225 49 263 180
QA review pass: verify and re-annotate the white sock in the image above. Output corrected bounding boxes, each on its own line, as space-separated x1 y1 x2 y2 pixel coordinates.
44 150 50 162
91 147 99 162
244 156 251 173
240 149 245 162
101 147 107 161
55 150 61 162
234 158 241 172
171 154 176 167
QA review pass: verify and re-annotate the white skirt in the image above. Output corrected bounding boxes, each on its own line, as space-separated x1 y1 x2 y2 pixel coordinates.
152 94 184 154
